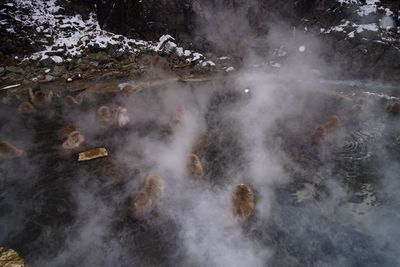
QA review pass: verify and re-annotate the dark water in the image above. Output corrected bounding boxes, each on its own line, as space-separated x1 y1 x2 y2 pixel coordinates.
1 83 400 266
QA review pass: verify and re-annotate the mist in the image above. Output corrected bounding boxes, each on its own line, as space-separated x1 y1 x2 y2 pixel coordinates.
1 1 400 267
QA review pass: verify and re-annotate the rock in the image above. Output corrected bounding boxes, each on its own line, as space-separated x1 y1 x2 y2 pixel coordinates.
5 66 25 74
88 52 109 63
51 65 65 77
39 56 55 67
41 75 57 83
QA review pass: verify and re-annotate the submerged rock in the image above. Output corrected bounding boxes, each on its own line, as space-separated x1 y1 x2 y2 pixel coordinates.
0 247 28 267
78 147 108 161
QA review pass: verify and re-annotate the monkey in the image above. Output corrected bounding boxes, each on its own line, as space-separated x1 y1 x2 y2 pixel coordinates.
311 125 327 145
65 95 81 107
133 191 153 215
132 172 164 215
0 140 24 159
350 104 363 119
62 130 85 150
387 101 400 117
151 54 171 72
17 101 35 116
231 184 255 220
29 88 53 108
172 105 185 127
188 153 204 182
57 123 78 140
324 115 342 133
143 172 164 200
64 90 88 107
96 105 113 127
112 107 130 128
311 115 343 145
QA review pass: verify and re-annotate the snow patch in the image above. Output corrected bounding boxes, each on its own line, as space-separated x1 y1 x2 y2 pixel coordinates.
1 84 21 90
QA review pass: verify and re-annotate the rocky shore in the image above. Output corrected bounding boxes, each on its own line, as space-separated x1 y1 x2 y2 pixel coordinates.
1 0 400 89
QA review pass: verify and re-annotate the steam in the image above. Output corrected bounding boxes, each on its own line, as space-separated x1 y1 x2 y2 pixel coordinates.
1 1 400 267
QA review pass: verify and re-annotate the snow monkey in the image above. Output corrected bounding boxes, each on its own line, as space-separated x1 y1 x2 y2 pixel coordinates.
96 105 113 127
133 172 164 216
29 88 53 108
0 140 24 159
18 101 35 116
112 107 130 128
311 125 327 145
324 115 342 133
232 184 255 220
188 153 204 182
62 131 85 150
97 105 130 128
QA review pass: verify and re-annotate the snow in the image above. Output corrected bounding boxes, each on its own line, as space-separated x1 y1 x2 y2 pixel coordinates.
225 67 235 72
4 0 211 68
323 21 378 34
156 34 175 51
356 23 379 33
357 0 380 17
337 0 359 4
51 56 63 64
1 84 21 90
202 61 216 67
270 61 281 68
380 16 396 29
189 53 203 63
273 46 288 57
118 81 135 90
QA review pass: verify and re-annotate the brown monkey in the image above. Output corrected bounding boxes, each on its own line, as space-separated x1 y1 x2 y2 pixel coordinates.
172 105 185 126
57 123 78 140
17 101 35 115
96 105 113 127
65 90 88 107
133 172 164 215
133 191 153 215
324 115 342 133
112 107 130 128
311 126 327 145
29 88 53 108
151 54 171 72
62 131 85 150
65 95 81 107
387 101 400 117
232 184 255 220
0 141 24 159
188 153 204 181
350 104 363 119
